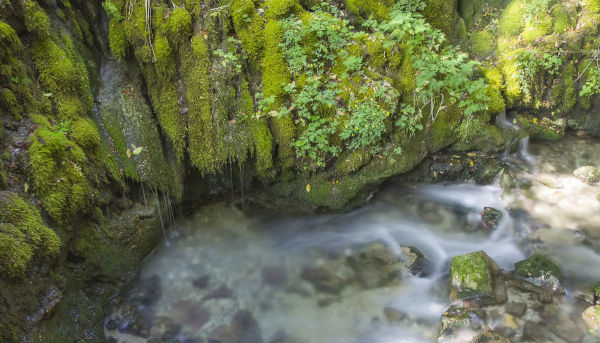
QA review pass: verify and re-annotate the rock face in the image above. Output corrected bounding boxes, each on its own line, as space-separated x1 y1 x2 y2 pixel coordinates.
450 251 500 301
582 306 600 337
514 254 564 293
573 166 600 184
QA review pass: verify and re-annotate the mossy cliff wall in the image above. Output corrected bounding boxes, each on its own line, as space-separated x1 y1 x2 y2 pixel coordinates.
1 0 600 341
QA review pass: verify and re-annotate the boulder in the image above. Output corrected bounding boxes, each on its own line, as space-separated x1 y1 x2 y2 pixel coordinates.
346 242 404 289
450 251 500 301
440 306 479 334
480 207 503 232
595 281 600 305
573 166 600 184
582 306 600 337
514 254 564 293
471 329 511 343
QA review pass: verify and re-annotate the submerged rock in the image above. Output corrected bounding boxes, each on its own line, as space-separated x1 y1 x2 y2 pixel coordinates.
514 254 564 293
201 284 234 302
346 242 408 289
582 306 600 336
192 275 210 289
472 329 511 343
450 251 500 302
208 310 263 343
573 166 600 184
128 275 162 307
480 207 503 232
300 264 350 294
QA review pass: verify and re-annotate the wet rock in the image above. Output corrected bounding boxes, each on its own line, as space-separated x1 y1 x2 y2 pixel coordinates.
573 166 600 184
192 275 210 289
595 281 600 305
582 306 600 336
261 266 288 288
481 207 503 232
208 310 263 343
169 301 210 331
117 304 154 338
505 302 527 317
26 286 62 325
399 246 429 277
514 254 564 294
522 321 549 342
536 174 563 189
300 263 351 294
128 275 162 306
202 284 234 302
440 306 479 334
472 329 511 343
346 242 404 289
450 251 500 302
147 317 182 342
383 306 405 322
106 337 118 343
105 319 119 330
499 169 517 189
317 296 340 307
550 317 584 343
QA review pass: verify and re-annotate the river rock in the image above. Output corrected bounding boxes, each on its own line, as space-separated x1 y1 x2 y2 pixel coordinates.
450 251 500 302
514 254 564 294
595 281 600 305
550 317 584 343
128 275 162 306
208 310 263 343
346 242 405 289
300 262 351 294
481 207 503 232
400 246 428 277
440 306 479 334
117 303 154 338
505 302 527 317
582 306 600 336
472 329 511 343
573 166 600 184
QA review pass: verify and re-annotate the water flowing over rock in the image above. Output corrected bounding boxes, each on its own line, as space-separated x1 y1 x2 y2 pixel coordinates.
573 166 600 185
514 254 564 294
450 251 501 302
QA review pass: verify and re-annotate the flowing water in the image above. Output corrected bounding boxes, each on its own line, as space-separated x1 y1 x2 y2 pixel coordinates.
104 135 600 343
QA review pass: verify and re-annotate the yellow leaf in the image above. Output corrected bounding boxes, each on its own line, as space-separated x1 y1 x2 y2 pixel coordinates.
532 117 538 123
469 160 474 167
126 149 131 158
306 184 311 192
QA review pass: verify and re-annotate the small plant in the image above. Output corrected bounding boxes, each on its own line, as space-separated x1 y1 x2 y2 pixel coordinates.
580 67 600 97
102 1 122 21
516 50 563 95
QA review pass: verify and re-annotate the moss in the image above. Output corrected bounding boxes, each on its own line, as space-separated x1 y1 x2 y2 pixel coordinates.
109 20 127 60
498 0 524 36
0 191 60 278
232 0 265 62
182 34 214 172
483 67 506 113
450 251 497 300
346 0 394 21
0 20 22 53
336 149 372 174
423 0 456 35
471 30 495 57
0 165 7 190
250 119 274 176
499 51 524 106
70 118 101 149
28 127 94 223
515 254 564 284
552 5 571 33
122 2 147 45
153 35 172 71
265 0 302 20
23 0 50 36
553 63 576 112
0 88 21 117
522 15 553 44
584 0 600 13
163 7 192 46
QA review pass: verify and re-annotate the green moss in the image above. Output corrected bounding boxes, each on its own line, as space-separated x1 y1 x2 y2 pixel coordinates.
182 35 214 172
553 63 576 112
70 118 101 149
0 165 7 190
498 0 524 36
336 149 371 174
515 254 564 284
584 0 600 13
0 20 22 54
522 15 553 43
122 2 147 45
232 0 265 62
163 8 192 46
23 0 50 36
552 5 571 33
450 251 497 300
0 88 21 117
265 0 302 20
483 67 506 113
500 51 524 106
346 0 394 21
271 116 296 170
250 119 274 176
28 127 94 223
109 20 127 60
0 191 60 278
153 35 172 70
471 30 495 57
423 0 456 35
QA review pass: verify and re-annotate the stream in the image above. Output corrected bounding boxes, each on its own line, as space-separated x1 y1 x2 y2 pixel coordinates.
104 135 600 343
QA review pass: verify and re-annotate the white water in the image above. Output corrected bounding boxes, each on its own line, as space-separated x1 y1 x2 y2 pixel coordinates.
106 136 600 343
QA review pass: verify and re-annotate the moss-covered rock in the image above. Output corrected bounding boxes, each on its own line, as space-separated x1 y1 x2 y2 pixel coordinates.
471 30 495 57
0 191 60 278
70 118 101 149
23 0 50 36
573 166 600 184
581 306 600 337
498 0 524 36
514 254 564 293
450 251 499 301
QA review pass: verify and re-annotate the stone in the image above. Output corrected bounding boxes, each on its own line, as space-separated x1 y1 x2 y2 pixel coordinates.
573 166 600 184
440 306 478 334
450 251 499 301
201 284 233 302
481 207 503 232
346 242 404 289
472 329 511 343
192 275 210 289
169 301 210 331
595 281 600 305
514 254 564 293
208 310 263 343
581 306 600 337
383 306 405 322
505 302 526 317
300 260 351 294
117 304 154 338
128 275 162 307
550 317 584 343
399 246 429 277
261 266 288 288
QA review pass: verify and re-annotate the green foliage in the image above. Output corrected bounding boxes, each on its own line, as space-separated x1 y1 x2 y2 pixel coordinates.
102 1 123 21
23 0 50 36
0 191 60 278
580 67 600 97
515 50 563 96
265 0 302 20
214 39 242 73
471 30 495 56
109 21 127 59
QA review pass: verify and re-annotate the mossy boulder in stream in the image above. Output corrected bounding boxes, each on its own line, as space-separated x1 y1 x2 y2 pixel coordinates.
595 281 600 305
573 166 600 185
581 306 600 337
450 251 500 301
514 254 564 293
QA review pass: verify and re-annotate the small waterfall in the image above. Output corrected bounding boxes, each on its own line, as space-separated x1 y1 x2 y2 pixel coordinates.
518 136 536 164
496 109 534 163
